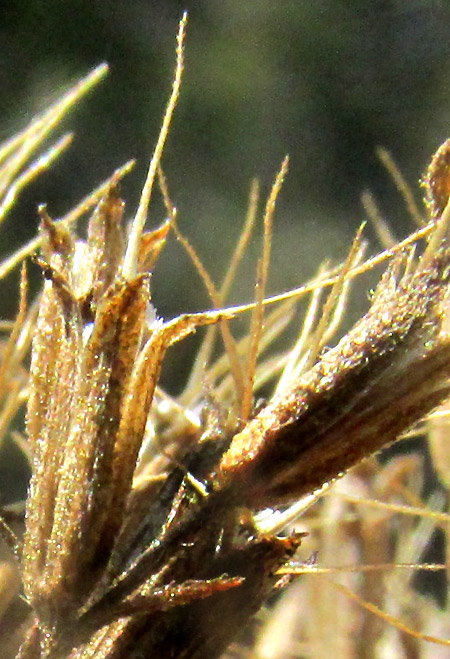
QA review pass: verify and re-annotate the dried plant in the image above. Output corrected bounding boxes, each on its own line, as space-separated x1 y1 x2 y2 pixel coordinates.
1 14 450 659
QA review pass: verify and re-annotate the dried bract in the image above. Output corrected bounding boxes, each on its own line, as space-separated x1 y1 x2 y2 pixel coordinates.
219 243 450 506
2 16 450 659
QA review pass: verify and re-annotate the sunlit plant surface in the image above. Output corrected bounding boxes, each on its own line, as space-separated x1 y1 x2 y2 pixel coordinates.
1 14 450 659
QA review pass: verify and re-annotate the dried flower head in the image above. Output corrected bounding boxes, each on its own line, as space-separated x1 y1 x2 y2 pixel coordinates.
2 13 450 659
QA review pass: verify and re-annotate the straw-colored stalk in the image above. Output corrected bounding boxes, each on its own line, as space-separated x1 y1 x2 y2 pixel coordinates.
1 13 450 659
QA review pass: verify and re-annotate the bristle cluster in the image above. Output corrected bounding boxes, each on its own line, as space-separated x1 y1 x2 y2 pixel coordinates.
2 13 450 659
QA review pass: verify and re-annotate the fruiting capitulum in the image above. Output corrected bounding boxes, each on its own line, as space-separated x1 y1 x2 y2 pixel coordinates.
1 14 450 659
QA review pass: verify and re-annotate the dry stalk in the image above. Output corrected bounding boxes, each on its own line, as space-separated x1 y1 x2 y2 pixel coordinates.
1 13 450 659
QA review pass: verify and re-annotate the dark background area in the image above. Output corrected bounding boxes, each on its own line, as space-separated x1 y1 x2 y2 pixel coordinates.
2 1 450 312
2 1 450 499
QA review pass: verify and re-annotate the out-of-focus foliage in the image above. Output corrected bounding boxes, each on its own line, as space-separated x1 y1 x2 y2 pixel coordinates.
2 2 450 310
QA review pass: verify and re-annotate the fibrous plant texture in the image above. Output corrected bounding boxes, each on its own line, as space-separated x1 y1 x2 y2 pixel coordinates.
2 14 450 659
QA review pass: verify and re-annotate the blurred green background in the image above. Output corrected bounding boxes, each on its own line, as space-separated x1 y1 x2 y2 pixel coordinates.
2 1 450 311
